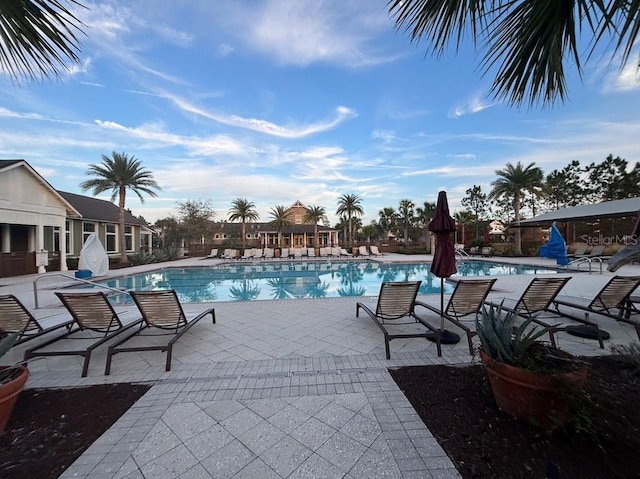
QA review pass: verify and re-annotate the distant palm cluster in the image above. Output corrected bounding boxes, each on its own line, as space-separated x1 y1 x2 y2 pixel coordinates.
146 154 638 259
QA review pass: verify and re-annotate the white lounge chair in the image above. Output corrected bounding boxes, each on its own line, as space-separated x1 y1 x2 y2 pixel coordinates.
340 248 353 257
370 245 383 257
319 247 330 257
280 248 290 259
263 248 274 259
358 246 370 257
206 248 218 258
307 247 316 258
241 249 253 260
223 249 237 260
293 248 303 259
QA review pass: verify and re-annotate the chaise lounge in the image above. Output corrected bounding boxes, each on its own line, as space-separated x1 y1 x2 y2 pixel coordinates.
105 289 215 375
25 292 144 377
0 294 75 348
552 275 640 345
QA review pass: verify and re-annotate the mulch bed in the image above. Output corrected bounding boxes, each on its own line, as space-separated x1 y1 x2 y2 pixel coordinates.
1 356 638 479
0 383 151 479
390 355 640 479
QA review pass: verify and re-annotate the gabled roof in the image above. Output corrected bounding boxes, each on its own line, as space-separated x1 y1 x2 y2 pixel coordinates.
0 159 81 217
514 197 640 227
58 191 148 227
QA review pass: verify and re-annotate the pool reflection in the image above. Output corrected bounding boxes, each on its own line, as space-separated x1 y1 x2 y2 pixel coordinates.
96 260 557 304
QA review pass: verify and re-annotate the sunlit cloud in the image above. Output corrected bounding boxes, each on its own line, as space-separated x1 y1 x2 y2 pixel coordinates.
450 94 496 118
162 92 358 137
217 43 234 57
210 0 398 68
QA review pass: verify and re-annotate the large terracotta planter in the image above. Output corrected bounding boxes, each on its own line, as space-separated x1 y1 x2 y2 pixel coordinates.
0 366 29 434
480 350 588 429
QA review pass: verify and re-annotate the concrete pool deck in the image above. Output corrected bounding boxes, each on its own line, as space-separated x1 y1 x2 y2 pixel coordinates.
2 254 640 478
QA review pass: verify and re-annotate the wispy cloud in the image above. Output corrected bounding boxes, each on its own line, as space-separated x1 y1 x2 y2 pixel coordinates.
450 93 496 118
162 91 358 137
209 0 397 68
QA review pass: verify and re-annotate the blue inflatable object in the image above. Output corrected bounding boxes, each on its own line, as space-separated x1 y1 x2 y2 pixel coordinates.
75 269 92 279
540 222 569 265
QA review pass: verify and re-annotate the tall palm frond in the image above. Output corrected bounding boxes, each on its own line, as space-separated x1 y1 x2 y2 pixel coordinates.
388 0 640 107
228 198 259 249
336 193 364 245
81 151 160 263
0 0 87 83
304 205 327 247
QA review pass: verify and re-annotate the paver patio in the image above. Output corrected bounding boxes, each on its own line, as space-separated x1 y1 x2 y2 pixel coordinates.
2 254 638 478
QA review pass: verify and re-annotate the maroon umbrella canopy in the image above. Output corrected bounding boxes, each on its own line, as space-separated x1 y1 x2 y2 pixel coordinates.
428 191 457 278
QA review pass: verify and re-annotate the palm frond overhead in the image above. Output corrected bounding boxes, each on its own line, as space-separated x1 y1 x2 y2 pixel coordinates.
0 0 86 82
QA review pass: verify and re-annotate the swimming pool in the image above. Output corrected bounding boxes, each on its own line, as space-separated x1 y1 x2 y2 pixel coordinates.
96 260 559 303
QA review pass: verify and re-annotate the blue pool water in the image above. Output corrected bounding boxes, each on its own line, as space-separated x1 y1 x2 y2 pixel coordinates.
94 260 559 303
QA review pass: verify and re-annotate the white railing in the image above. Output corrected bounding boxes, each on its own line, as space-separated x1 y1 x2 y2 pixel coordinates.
33 273 128 309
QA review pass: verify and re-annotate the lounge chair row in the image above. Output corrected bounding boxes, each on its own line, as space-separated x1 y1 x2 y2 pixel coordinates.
1 291 215 377
210 246 386 260
357 275 640 359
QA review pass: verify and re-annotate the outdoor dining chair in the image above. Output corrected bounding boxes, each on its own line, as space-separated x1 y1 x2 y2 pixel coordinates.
25 292 144 377
105 290 215 375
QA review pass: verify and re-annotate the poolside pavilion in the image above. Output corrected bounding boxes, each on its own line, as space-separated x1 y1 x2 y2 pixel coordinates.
513 197 640 247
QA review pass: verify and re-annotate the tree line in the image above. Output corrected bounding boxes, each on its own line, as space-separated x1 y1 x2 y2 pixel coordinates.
79 151 638 258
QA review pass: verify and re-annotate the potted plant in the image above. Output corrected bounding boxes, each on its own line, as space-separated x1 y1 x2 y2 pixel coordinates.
475 304 588 429
0 333 30 434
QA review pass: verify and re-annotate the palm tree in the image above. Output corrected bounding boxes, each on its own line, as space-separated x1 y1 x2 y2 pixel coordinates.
228 198 259 249
81 151 160 263
0 0 86 83
454 211 476 246
388 1 640 107
415 200 436 251
336 193 364 245
378 207 396 240
489 162 543 255
398 199 415 245
268 205 292 247
304 205 327 248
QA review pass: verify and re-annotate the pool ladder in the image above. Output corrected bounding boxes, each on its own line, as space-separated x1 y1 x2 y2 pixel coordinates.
32 273 129 309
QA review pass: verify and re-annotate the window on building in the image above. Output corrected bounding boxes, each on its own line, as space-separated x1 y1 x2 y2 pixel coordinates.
82 222 96 243
125 225 133 251
53 226 60 252
65 221 71 254
106 224 117 252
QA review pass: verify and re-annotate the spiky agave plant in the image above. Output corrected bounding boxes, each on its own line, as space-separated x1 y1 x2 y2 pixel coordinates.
475 303 555 367
0 333 26 384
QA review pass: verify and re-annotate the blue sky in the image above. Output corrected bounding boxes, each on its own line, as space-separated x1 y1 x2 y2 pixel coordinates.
1 0 639 226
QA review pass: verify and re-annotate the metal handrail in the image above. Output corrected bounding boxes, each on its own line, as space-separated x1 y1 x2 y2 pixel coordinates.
565 256 603 274
33 273 129 309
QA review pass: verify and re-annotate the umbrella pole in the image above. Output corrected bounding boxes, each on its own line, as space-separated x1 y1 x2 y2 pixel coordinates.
429 277 460 345
440 277 445 331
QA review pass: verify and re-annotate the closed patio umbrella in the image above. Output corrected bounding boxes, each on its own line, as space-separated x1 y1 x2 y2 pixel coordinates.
426 191 460 344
